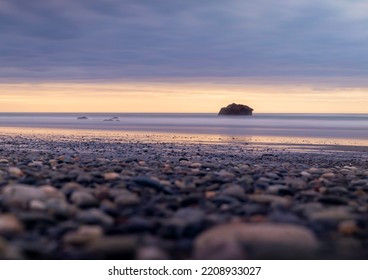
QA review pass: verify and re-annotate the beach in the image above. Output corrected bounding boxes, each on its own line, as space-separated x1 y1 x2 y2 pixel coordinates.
0 126 367 259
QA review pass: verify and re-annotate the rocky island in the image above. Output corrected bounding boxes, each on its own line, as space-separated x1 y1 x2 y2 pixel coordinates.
218 103 253 116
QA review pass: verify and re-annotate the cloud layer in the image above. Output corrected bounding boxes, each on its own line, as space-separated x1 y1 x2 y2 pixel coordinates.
1 0 368 82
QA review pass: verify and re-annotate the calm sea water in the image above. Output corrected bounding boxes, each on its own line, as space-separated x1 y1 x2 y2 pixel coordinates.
0 113 367 140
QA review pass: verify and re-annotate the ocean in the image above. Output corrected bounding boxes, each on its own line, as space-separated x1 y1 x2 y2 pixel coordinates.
0 113 367 144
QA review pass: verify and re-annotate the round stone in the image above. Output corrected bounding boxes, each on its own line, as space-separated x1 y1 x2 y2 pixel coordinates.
194 223 318 259
2 184 47 208
70 191 98 208
0 215 24 236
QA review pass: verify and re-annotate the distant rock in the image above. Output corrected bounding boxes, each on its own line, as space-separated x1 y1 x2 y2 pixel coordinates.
77 116 88 120
218 103 253 116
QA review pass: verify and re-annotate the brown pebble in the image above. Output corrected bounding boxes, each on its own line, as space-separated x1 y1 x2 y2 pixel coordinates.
8 167 24 177
338 220 358 235
0 214 24 236
104 172 120 181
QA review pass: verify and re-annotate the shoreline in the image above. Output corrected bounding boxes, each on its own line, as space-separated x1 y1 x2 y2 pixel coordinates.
0 126 368 150
0 129 367 259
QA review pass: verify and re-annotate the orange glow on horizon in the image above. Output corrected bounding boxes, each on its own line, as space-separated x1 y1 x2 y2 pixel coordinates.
0 81 367 113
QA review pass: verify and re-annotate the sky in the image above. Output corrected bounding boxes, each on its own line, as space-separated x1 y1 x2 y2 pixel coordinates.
0 0 367 113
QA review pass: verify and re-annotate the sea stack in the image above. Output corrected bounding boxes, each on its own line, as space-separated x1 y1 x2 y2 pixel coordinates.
218 103 253 116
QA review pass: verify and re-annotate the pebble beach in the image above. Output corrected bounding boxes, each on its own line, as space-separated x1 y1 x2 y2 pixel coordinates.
0 128 367 260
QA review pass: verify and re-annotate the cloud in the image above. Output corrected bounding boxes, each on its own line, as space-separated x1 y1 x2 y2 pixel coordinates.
0 0 368 83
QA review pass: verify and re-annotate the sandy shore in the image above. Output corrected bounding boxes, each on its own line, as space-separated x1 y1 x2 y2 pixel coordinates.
0 128 367 259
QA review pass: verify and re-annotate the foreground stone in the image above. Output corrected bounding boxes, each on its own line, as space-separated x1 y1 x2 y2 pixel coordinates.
194 223 319 259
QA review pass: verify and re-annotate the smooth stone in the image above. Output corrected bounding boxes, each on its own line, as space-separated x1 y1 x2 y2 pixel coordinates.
300 171 311 178
114 192 140 207
321 172 335 179
2 184 47 208
8 167 24 177
70 191 98 208
215 170 234 178
248 194 291 207
190 162 202 168
136 246 169 260
104 172 120 181
76 209 114 226
318 196 349 205
338 220 359 235
63 225 103 246
308 207 355 223
85 236 137 259
327 187 348 195
46 199 76 218
133 176 173 194
29 200 47 211
0 158 9 163
222 185 246 200
194 223 318 259
0 237 22 259
161 208 205 237
265 172 279 179
293 202 324 216
284 177 307 189
28 161 43 167
39 185 65 200
76 173 93 184
266 185 289 194
0 214 24 236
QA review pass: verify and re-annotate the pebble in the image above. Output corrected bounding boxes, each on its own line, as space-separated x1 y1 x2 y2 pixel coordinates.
104 172 120 181
70 191 98 208
161 208 205 237
248 194 291 207
8 167 24 177
133 176 173 194
28 161 43 167
0 237 22 259
85 236 137 259
136 246 169 260
76 209 114 226
221 185 246 200
0 215 24 236
114 192 140 207
308 207 355 223
338 220 359 236
194 223 318 259
63 225 103 246
2 184 47 208
29 200 47 211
